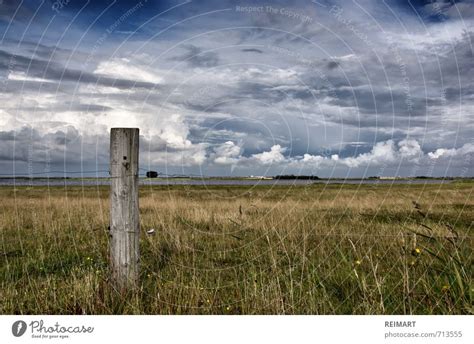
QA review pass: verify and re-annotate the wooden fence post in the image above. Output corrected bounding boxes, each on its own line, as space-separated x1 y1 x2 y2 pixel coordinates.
109 128 140 290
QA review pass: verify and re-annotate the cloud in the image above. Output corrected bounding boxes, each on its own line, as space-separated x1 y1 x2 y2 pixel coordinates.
415 0 474 20
212 141 243 165
331 140 397 168
94 58 162 84
211 143 288 167
0 49 159 90
296 139 473 169
141 114 209 167
171 44 220 68
241 48 264 53
156 114 195 150
398 139 423 159
428 143 474 159
250 144 287 165
302 153 326 165
0 125 109 173
0 0 473 176
207 138 473 171
326 61 339 69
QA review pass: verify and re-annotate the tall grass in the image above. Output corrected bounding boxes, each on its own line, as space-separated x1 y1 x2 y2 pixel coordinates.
1 182 472 314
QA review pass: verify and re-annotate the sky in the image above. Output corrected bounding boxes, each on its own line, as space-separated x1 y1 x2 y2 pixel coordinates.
0 0 473 177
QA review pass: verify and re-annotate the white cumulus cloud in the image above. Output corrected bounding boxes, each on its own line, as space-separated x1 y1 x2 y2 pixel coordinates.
213 141 243 165
428 143 474 159
251 145 287 165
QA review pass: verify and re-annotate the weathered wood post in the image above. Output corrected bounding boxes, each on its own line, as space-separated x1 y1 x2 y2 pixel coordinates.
109 128 140 290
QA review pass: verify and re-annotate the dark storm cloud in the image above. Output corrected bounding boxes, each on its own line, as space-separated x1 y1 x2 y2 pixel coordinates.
328 88 431 116
233 81 312 103
327 61 339 69
394 0 474 21
0 126 110 176
182 102 224 113
171 44 220 68
2 78 70 94
2 39 76 60
140 135 167 152
180 80 315 115
198 116 266 137
241 48 264 53
17 101 113 113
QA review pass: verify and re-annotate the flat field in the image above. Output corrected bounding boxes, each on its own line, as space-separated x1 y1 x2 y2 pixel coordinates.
1 182 472 314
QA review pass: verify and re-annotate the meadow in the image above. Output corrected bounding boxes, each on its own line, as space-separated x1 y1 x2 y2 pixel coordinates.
1 181 472 314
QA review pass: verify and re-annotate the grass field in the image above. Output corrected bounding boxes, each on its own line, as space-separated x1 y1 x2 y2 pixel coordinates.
1 182 472 314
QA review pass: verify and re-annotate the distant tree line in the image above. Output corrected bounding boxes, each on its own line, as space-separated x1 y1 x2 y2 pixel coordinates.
273 175 319 180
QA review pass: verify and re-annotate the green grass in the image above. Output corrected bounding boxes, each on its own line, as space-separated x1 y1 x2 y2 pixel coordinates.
0 183 472 314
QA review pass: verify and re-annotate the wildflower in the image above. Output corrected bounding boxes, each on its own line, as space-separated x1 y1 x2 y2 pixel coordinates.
355 260 361 266
441 285 450 293
410 260 416 266
226 306 231 311
411 247 422 256
147 273 151 278
206 299 210 304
